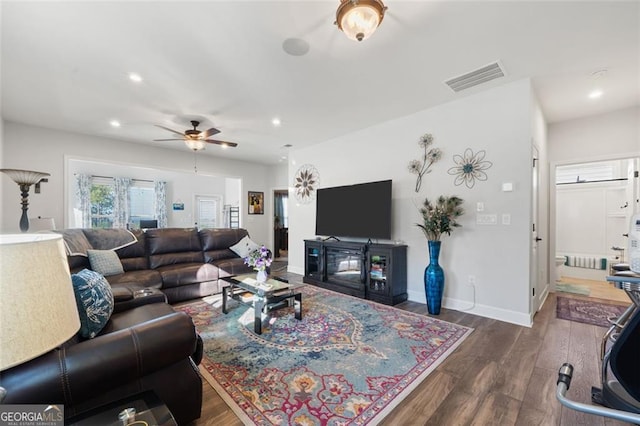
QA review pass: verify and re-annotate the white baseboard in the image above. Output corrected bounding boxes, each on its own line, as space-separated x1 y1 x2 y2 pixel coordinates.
288 265 304 275
407 289 532 327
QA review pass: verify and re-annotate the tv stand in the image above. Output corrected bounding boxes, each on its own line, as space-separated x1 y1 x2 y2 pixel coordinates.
303 240 407 305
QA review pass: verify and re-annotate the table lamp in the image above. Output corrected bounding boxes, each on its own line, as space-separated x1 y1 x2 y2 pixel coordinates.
0 234 80 373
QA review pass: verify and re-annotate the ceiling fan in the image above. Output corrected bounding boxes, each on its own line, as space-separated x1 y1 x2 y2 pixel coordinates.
153 120 238 151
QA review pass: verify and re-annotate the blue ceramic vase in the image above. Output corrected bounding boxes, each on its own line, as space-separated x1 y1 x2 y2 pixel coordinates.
424 240 444 315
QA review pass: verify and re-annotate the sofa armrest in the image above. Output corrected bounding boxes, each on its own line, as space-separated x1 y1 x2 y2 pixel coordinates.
1 312 197 404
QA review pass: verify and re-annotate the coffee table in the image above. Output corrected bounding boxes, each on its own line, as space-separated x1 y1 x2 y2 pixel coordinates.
222 274 302 334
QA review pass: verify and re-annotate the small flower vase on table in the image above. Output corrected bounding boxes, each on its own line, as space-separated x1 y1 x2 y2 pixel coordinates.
256 269 268 283
424 240 444 315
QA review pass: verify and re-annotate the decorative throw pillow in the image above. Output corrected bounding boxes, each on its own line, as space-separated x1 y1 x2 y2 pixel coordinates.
229 236 260 258
87 249 124 277
71 269 115 339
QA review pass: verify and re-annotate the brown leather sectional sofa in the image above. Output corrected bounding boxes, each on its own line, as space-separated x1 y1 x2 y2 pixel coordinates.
1 302 203 424
67 227 256 303
0 227 259 424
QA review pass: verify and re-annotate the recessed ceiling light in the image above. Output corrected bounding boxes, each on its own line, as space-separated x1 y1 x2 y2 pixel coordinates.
128 72 143 83
110 120 121 127
272 118 281 127
588 90 603 99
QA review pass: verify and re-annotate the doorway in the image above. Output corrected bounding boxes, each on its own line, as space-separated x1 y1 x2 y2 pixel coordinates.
273 190 288 263
194 194 223 229
553 157 639 303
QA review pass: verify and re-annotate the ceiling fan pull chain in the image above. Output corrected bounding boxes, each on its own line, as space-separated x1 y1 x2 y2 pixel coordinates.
193 151 198 173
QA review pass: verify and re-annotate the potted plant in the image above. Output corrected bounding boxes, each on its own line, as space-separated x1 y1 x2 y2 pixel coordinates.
416 195 464 314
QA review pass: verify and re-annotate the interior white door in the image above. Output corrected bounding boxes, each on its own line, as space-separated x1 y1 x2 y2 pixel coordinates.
531 146 542 313
195 195 222 229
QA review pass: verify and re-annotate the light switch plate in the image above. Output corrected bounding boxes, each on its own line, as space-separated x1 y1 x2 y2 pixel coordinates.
476 214 498 225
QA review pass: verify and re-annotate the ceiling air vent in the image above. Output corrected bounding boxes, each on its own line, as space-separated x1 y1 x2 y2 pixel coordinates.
445 61 506 93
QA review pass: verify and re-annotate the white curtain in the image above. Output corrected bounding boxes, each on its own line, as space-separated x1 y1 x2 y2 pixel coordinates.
154 181 168 228
75 174 92 228
113 177 132 229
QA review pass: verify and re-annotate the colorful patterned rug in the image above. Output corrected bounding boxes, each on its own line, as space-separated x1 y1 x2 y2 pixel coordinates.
556 296 628 327
177 285 472 425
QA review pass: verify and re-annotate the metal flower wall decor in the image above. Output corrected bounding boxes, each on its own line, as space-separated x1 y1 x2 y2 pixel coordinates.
447 148 493 188
293 164 320 204
408 133 442 192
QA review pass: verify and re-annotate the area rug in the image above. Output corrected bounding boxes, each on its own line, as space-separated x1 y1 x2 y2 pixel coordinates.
556 282 590 296
556 296 628 327
177 285 472 425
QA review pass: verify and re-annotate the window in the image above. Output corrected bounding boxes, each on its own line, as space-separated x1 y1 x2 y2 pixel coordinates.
129 184 155 229
89 178 156 229
556 162 616 184
90 178 114 228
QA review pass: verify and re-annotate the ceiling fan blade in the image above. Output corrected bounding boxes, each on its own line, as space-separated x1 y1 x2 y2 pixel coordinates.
154 124 185 137
201 127 221 138
153 138 185 141
204 139 238 148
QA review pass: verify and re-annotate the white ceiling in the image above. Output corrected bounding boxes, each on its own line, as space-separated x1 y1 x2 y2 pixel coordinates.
2 1 638 165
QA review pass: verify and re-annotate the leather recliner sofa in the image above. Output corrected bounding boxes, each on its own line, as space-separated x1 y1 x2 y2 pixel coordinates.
0 302 203 425
65 227 256 304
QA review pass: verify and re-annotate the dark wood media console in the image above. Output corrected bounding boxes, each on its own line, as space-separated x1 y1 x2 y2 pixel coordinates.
303 239 407 305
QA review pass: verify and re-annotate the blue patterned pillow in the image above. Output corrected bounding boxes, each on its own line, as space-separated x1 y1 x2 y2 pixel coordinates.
71 269 114 338
87 249 124 277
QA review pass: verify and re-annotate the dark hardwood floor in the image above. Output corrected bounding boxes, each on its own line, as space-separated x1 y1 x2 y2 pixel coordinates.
189 273 632 425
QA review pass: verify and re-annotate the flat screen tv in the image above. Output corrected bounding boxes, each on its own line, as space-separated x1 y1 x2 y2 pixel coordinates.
315 180 392 240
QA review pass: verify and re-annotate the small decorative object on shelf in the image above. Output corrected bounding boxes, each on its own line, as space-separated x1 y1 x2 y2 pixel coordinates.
408 133 442 192
244 245 272 283
416 196 464 315
447 148 492 189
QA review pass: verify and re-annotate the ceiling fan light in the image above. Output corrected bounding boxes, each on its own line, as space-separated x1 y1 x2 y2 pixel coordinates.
185 139 206 151
336 0 386 42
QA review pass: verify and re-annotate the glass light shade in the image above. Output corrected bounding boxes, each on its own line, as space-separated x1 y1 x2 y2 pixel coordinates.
0 234 80 370
0 169 50 185
184 139 206 151
336 0 386 42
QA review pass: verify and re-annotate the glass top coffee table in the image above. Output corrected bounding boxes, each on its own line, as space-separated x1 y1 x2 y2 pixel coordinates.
222 273 303 334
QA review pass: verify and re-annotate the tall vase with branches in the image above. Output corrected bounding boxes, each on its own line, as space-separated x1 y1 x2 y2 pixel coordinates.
416 196 464 314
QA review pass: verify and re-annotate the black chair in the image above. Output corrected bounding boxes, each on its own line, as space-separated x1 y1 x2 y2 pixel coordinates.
139 219 158 229
557 300 640 423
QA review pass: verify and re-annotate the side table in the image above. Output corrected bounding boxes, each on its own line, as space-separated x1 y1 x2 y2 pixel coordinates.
66 390 176 426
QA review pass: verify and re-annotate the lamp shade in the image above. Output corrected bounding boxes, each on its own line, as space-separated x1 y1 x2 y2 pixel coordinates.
0 234 80 371
0 169 50 185
336 0 387 42
184 139 206 151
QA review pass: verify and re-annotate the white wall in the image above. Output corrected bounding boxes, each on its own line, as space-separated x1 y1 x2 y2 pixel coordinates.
549 107 640 163
1 121 273 247
289 79 537 326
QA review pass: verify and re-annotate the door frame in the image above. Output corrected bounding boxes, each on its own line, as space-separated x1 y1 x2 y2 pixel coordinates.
549 152 640 294
193 193 223 229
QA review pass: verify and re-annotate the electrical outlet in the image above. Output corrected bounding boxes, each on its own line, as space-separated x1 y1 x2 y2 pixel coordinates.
468 275 476 285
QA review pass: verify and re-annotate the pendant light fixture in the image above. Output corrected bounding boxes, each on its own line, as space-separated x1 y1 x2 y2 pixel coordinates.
335 0 387 42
